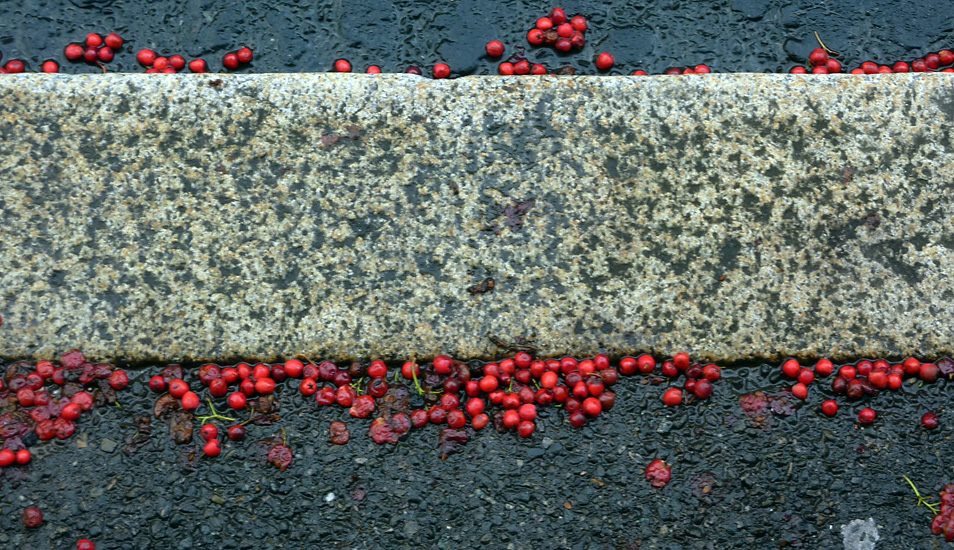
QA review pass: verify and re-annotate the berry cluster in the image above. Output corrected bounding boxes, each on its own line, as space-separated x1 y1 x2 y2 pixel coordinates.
222 48 254 71
0 350 129 473
932 484 954 542
633 351 723 406
61 33 124 73
136 49 208 74
779 357 951 425
792 47 954 74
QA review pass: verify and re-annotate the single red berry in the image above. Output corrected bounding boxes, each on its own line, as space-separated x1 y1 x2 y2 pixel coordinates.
839 365 857 379
86 33 103 48
662 388 682 406
169 379 189 398
549 8 567 25
860 61 877 74
486 40 505 57
137 49 157 66
868 370 887 388
518 403 537 421
22 506 43 528
17 388 35 407
636 354 656 373
446 409 467 428
188 59 208 73
433 355 453 374
790 66 808 74
672 352 690 370
596 52 614 71
536 17 553 30
366 360 386 379
350 395 376 418
920 363 940 383
926 53 942 70
797 368 815 385
401 361 420 379
922 412 940 429
570 31 585 50
557 23 573 38
104 32 122 50
645 459 672 488
570 15 588 32
540 371 558 389
683 68 696 75
149 375 166 393
16 449 31 465
227 392 247 410
478 375 499 393
61 403 82 421
405 66 422 75
892 61 910 73
77 540 96 550
5 59 25 73
820 399 838 416
825 59 841 73
791 382 808 400
502 409 520 428
336 385 357 407
366 65 382 73
814 358 834 376
702 364 721 381
223 52 239 70
555 38 571 52
181 391 200 410
252 364 270 379
433 63 450 79
781 359 800 378
65 44 84 61
858 408 876 424
200 424 218 441
695 64 712 74
471 413 490 430
108 370 128 390
517 420 535 437
887 373 903 390
619 356 638 375
569 410 587 428
808 48 828 67
203 439 221 457
236 47 253 64
72 391 93 410
903 357 921 375
811 66 828 74
693 379 714 399
228 424 246 441
255 377 276 394
582 397 602 417
334 59 352 73
0 449 14 466
168 55 186 70
298 378 317 396
939 50 954 66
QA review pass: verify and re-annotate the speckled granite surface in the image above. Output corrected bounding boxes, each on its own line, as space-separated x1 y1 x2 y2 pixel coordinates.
1 73 953 363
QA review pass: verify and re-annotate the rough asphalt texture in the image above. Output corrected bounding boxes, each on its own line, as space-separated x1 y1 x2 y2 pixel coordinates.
2 74 954 364
0 362 949 549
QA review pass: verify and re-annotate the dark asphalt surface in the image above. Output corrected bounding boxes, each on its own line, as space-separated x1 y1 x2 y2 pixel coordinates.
0 1 952 75
0 360 950 549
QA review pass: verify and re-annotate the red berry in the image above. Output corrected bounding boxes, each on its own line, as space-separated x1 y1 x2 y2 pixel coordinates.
365 360 386 379
17 388 35 407
65 43 84 61
570 31 585 50
86 33 103 48
0 449 14 467
72 391 93 410
858 408 876 424
940 50 954 66
236 47 253 64
839 365 856 379
104 33 122 50
695 64 712 74
663 388 682 406
557 23 573 38
108 370 128 390
16 449 31 465
702 364 721 381
228 424 246 441
137 49 157 66
227 392 247 410
255 377 276 394
167 55 185 70
781 359 800 378
825 59 841 73
549 8 567 25
570 16 588 32
920 363 940 383
790 66 808 74
887 373 903 390
446 409 467 428
636 354 656 373
821 399 838 416
518 403 537 421
808 48 828 67
797 368 815 385
536 17 553 30
868 370 887 388
815 358 834 376
61 403 82 421
401 361 420 380
922 412 940 429
223 52 239 70
892 61 910 73
582 397 602 417
861 61 878 74
926 53 942 70
168 379 189 398
596 52 615 71
181 391 200 410
334 59 352 73
555 38 571 52
350 395 376 418
791 382 808 400
693 379 714 399
200 424 218 441
82 47 98 63
517 420 535 437
672 352 690 370
502 409 520 428
188 59 208 73
21 506 43 528
619 356 638 375
540 370 558 389
478 375 499 393
645 459 672 488
432 63 450 79
433 355 453 374
486 40 505 57
77 540 96 550
471 413 490 430
203 439 221 457
903 357 921 375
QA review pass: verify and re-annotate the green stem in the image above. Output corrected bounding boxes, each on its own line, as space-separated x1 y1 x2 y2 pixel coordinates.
196 398 237 425
903 475 941 514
